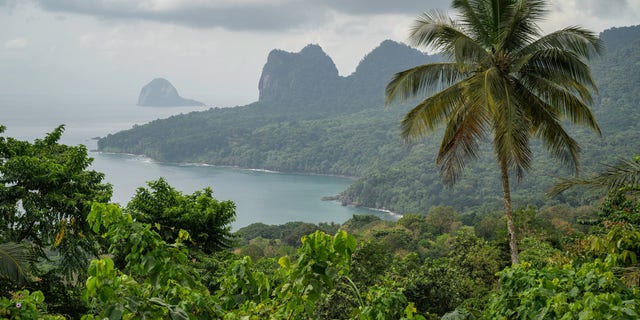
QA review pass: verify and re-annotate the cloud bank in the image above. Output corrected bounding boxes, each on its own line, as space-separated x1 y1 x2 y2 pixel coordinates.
26 0 447 31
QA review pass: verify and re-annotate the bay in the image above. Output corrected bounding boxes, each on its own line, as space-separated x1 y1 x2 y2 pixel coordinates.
2 94 392 229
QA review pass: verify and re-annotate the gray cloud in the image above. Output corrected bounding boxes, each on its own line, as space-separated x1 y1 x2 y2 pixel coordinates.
582 0 630 18
33 0 331 31
313 0 448 15
27 0 446 32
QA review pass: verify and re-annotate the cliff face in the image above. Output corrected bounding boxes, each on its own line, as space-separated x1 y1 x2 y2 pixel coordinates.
137 78 205 107
258 44 341 102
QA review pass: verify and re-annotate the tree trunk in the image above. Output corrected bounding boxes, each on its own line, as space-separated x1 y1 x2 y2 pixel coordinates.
500 158 519 265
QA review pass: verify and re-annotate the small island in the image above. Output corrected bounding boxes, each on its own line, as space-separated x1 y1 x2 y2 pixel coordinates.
137 78 205 107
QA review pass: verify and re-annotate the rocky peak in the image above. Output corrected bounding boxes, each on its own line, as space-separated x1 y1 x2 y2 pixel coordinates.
353 40 433 80
347 40 439 96
258 44 340 102
137 78 204 107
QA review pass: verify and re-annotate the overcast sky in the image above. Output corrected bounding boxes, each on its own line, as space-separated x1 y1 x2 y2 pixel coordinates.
2 0 639 106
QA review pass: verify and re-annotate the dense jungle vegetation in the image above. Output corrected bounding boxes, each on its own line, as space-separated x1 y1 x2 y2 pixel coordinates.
4 0 640 319
98 25 640 215
3 125 640 319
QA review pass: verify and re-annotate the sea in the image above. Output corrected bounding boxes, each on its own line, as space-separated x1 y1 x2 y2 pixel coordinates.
2 93 394 229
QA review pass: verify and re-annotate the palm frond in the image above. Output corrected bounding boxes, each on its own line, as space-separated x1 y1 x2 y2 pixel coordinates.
514 80 582 173
409 10 457 50
410 10 489 61
400 80 468 139
386 63 465 104
522 48 599 92
518 26 604 59
0 242 30 283
488 73 532 179
436 87 490 185
518 63 594 104
451 0 491 44
498 0 546 52
453 35 492 68
520 73 600 133
548 158 640 196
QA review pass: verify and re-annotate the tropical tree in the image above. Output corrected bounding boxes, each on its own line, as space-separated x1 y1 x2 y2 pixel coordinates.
0 125 112 277
125 178 236 253
386 0 602 264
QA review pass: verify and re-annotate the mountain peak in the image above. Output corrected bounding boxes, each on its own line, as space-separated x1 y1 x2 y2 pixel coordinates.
347 40 438 96
353 40 431 76
137 78 205 107
258 44 339 102
300 43 324 54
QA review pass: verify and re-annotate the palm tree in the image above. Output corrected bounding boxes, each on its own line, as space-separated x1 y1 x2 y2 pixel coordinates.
386 0 602 264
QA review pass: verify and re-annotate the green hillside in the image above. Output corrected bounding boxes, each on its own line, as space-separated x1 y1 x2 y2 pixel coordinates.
98 26 640 214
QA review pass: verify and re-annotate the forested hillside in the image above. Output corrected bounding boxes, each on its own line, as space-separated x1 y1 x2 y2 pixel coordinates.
98 26 640 214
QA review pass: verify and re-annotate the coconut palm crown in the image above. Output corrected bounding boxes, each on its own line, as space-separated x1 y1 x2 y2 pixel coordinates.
386 0 603 264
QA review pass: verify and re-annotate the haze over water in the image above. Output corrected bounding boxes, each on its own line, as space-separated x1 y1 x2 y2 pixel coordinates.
2 93 390 229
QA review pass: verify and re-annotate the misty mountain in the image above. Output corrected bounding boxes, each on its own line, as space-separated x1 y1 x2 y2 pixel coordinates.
258 44 340 103
138 78 205 107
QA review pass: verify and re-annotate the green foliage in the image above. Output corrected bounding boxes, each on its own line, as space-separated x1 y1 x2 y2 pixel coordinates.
485 261 640 319
126 178 236 253
519 237 570 269
424 206 461 236
402 227 505 316
0 125 112 278
83 200 423 319
401 261 474 316
275 230 356 316
28 268 90 318
599 190 640 225
236 221 340 248
357 286 425 320
342 214 383 233
590 223 640 267
0 290 65 319
84 203 220 319
215 256 271 311
350 240 393 287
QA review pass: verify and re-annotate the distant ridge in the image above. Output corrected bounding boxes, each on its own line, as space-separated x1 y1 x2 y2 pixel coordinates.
255 40 436 111
137 78 205 107
599 25 640 53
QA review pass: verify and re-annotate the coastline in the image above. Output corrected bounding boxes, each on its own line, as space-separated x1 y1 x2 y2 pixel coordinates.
320 194 402 220
93 150 361 180
93 150 400 218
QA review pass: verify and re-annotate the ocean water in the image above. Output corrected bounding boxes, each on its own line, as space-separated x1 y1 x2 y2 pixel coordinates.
2 94 390 229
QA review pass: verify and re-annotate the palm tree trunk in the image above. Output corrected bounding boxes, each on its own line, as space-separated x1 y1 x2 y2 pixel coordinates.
500 158 520 265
